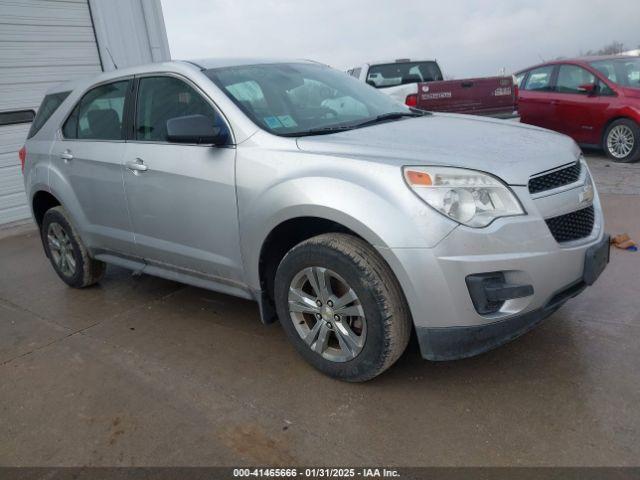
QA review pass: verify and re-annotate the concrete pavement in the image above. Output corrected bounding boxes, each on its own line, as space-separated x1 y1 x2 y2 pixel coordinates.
1 155 639 466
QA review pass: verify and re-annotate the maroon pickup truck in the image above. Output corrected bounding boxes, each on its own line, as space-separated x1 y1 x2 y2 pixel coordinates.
347 59 519 119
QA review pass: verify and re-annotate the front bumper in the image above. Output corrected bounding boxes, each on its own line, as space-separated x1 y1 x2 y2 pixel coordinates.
416 277 586 361
379 183 607 361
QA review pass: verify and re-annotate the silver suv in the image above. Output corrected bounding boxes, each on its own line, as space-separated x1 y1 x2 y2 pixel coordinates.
22 59 609 381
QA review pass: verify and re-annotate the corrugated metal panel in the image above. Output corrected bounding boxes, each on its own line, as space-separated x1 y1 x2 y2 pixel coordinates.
88 0 170 71
0 0 170 226
0 124 29 168
0 0 102 225
0 124 30 223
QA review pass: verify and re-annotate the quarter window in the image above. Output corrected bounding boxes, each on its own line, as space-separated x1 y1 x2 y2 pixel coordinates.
63 81 128 140
556 65 596 94
522 65 554 91
514 72 526 88
135 76 222 142
28 91 70 138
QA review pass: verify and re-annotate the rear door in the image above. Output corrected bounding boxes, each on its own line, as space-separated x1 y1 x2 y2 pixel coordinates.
517 65 558 129
50 79 135 255
122 74 243 283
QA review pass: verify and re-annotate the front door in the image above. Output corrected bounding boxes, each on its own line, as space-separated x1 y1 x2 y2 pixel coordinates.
552 64 611 144
122 75 243 284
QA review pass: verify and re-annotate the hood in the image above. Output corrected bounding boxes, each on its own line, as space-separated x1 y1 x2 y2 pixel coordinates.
296 113 581 185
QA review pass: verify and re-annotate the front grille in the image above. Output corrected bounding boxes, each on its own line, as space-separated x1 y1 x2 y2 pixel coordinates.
545 206 595 242
529 162 581 194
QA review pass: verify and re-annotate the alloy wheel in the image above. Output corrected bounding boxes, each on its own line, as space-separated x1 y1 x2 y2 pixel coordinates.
47 222 76 277
288 266 366 362
607 125 635 159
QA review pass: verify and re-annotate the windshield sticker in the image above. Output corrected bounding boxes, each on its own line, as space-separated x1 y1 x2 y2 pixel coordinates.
263 116 283 129
277 115 298 128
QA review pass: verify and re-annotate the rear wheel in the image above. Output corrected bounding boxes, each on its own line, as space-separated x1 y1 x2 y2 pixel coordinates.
274 233 411 382
603 119 640 163
41 206 106 288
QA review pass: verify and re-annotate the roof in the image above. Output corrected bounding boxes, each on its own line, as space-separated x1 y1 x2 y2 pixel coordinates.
517 54 640 74
186 57 322 69
43 58 325 95
365 59 437 66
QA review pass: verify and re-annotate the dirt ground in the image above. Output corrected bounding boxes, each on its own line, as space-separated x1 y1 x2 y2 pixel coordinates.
0 153 638 466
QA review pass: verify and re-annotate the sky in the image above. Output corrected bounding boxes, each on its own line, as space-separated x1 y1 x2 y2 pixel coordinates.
160 0 640 78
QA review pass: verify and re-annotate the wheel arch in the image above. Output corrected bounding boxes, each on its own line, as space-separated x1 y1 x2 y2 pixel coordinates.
31 190 61 228
255 214 403 325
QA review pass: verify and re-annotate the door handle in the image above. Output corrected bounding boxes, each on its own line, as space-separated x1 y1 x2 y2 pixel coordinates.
126 158 148 173
60 151 73 162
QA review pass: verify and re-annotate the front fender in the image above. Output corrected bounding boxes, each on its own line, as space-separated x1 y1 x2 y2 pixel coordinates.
237 149 456 290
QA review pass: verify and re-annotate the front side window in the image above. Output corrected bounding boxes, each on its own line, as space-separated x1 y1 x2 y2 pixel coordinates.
135 76 222 142
556 65 596 94
206 63 412 136
63 81 128 140
589 57 640 88
522 65 555 91
366 61 443 88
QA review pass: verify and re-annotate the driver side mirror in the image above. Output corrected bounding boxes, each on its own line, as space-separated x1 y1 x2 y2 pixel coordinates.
166 114 229 146
578 83 597 95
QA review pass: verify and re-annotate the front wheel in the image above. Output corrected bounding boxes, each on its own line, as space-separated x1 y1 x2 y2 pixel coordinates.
603 119 640 163
274 233 411 382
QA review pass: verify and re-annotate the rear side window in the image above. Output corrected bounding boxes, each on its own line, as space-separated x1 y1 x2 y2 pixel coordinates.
63 81 129 140
522 65 554 91
135 76 222 142
27 91 70 138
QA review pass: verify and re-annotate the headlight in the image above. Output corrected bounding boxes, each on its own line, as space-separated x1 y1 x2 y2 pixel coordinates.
403 166 525 227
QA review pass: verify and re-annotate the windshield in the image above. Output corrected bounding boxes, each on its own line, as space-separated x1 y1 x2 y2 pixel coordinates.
589 57 640 88
205 63 412 136
366 61 443 88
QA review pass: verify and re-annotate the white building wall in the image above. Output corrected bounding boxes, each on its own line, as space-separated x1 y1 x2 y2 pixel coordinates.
0 0 170 226
88 0 170 71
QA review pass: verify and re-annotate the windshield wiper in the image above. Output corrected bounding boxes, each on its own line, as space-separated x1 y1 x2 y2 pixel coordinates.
281 111 428 137
281 124 357 137
353 111 426 129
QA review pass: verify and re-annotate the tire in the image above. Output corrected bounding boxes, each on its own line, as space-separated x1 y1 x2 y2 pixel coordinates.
603 119 640 163
41 206 106 288
274 233 411 382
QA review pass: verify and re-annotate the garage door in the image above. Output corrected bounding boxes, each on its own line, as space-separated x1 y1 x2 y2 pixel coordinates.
0 0 102 225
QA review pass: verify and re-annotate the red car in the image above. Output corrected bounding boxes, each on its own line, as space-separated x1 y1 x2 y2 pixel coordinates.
516 55 640 162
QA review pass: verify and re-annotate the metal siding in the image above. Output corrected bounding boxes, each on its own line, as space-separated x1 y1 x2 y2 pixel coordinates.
0 0 101 224
88 0 170 71
0 0 170 225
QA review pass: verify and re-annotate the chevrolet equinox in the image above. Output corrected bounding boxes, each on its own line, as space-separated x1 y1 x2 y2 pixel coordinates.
22 59 609 381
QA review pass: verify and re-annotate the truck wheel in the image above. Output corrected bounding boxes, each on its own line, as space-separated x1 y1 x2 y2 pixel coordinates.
41 206 106 288
274 233 411 382
603 119 640 163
